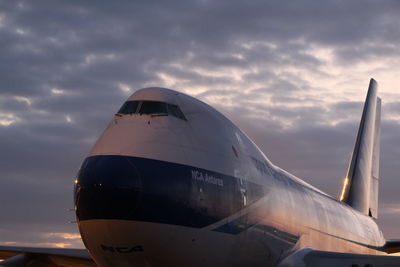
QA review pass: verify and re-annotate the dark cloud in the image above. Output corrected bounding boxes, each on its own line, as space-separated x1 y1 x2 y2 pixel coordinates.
1 0 400 247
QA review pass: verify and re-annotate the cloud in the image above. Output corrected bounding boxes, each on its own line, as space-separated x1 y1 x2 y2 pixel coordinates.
0 224 84 248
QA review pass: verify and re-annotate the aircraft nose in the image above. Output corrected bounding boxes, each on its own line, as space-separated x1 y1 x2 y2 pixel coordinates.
75 155 142 221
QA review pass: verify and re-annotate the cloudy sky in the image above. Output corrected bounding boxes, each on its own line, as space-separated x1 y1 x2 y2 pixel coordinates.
1 0 400 248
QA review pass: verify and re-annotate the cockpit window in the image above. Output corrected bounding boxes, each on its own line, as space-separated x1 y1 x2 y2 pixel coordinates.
117 100 187 121
117 101 140 115
139 101 168 115
167 104 187 121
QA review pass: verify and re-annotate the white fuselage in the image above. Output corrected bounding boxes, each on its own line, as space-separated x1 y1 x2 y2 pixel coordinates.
74 88 385 267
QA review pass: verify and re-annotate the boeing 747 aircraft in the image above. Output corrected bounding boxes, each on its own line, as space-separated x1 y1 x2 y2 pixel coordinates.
2 79 400 266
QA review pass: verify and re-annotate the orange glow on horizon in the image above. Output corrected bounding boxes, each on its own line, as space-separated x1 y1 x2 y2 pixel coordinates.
53 243 70 248
44 232 81 240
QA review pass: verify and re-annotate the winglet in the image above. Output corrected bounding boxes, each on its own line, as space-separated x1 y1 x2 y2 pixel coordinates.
340 79 381 219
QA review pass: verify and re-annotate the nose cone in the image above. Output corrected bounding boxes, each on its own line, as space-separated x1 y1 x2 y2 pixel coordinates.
75 155 142 221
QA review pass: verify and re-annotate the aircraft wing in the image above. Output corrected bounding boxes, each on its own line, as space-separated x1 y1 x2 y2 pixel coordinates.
0 246 97 267
384 239 400 254
277 247 400 267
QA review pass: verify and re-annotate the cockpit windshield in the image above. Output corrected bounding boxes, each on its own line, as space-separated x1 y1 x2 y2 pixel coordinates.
117 100 187 121
139 101 168 115
117 101 140 115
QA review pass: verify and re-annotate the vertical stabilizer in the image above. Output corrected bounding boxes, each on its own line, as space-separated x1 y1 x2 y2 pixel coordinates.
340 79 381 219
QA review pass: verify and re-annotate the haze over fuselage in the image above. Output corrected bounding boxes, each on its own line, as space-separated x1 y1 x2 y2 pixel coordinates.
74 87 385 267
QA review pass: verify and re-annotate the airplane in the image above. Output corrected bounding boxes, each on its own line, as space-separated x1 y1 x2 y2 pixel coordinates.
1 78 400 266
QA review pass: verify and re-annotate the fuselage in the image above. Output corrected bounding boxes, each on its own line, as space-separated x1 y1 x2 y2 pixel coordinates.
74 87 386 267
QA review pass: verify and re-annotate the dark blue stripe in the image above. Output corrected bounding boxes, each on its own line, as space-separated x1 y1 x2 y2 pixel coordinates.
75 155 266 228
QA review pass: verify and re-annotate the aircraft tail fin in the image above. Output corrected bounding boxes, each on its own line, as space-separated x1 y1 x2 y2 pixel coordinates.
340 79 381 219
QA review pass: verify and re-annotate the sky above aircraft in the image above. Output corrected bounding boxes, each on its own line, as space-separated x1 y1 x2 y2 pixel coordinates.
1 0 400 248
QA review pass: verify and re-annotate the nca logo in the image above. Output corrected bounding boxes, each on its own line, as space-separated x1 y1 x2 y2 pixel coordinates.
101 244 144 253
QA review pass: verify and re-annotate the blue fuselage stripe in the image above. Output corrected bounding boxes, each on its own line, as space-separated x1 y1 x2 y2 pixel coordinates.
75 155 265 229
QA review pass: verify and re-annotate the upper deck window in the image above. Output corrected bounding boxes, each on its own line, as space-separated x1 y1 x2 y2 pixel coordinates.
117 100 187 121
